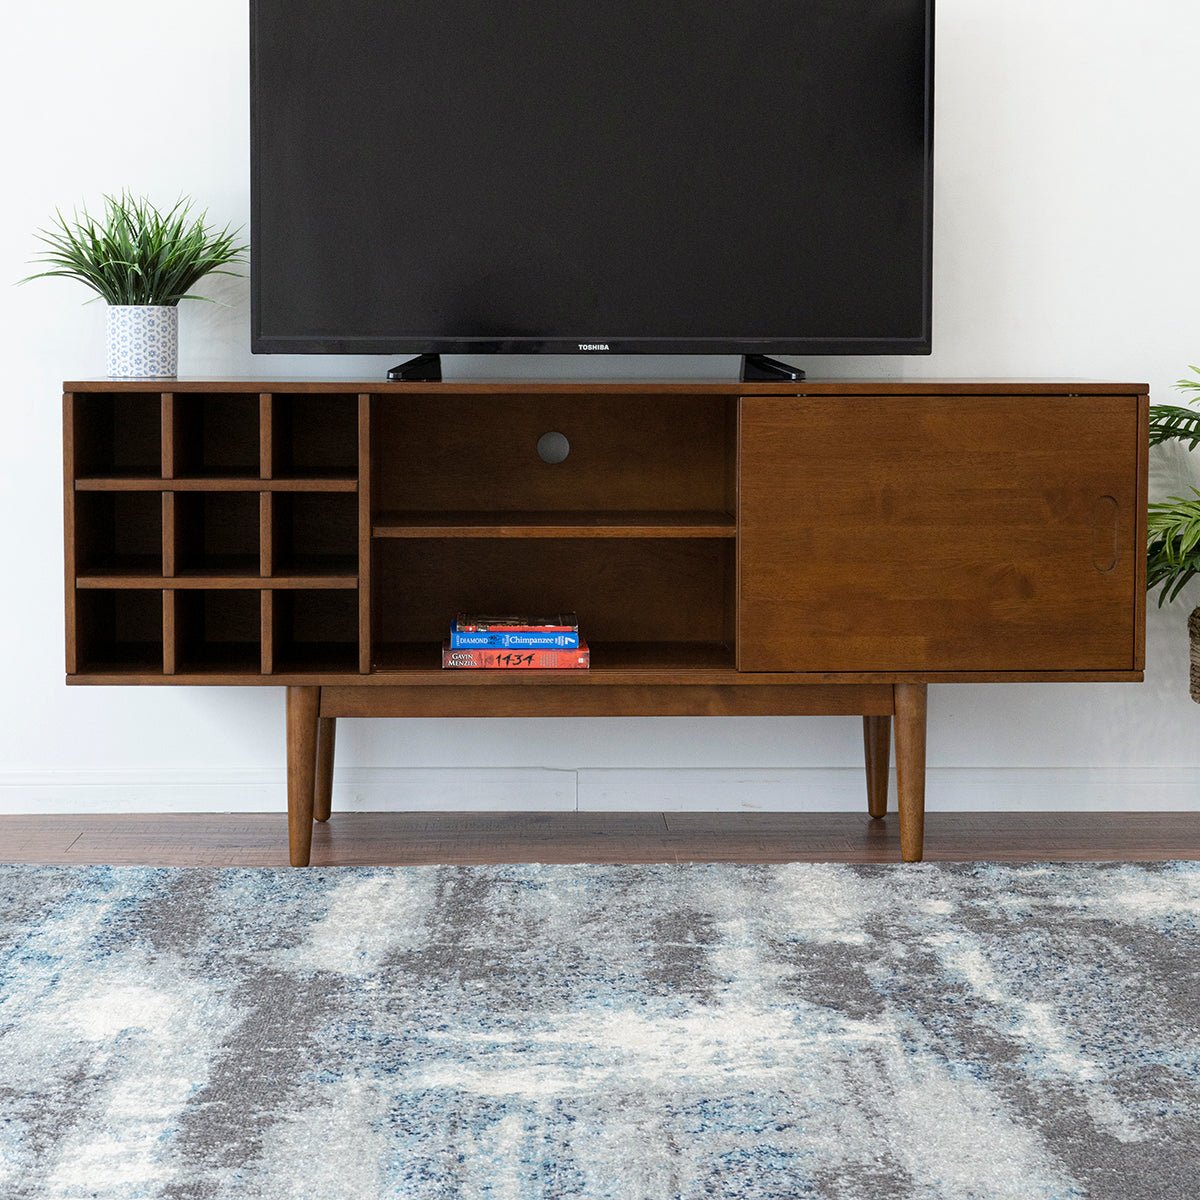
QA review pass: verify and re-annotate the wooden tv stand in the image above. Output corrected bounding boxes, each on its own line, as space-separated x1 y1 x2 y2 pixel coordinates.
62 379 1148 865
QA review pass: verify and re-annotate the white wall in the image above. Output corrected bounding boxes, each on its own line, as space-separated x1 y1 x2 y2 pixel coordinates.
1 1 1197 815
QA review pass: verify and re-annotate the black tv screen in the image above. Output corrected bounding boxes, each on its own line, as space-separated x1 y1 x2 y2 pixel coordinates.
251 0 933 358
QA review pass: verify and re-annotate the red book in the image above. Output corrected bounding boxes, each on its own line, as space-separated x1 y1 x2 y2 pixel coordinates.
454 612 578 633
442 640 590 669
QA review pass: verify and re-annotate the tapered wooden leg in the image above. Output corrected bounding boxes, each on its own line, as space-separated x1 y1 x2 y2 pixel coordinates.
863 715 891 819
893 683 928 862
286 686 320 867
314 717 336 823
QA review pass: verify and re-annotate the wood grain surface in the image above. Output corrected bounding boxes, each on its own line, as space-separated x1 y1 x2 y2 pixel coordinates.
738 394 1142 673
2 812 1194 868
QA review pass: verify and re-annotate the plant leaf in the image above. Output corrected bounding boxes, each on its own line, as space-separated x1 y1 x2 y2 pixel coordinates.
17 191 248 306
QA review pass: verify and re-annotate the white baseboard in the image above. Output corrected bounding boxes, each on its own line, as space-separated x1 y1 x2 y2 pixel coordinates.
0 768 576 814
0 766 1197 814
576 767 1200 812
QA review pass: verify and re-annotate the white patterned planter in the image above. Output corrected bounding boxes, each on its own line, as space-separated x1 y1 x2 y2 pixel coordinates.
105 305 178 378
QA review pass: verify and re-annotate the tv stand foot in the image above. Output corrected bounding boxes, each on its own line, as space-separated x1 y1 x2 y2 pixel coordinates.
741 355 805 382
863 715 891 819
894 683 927 862
387 354 442 382
286 686 320 866
315 717 336 823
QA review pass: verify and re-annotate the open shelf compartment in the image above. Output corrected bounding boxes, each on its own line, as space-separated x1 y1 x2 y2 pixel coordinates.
173 589 262 673
75 491 163 576
72 392 162 478
373 640 735 674
74 589 164 674
270 492 358 576
170 392 260 478
372 536 735 674
172 492 260 575
272 589 359 673
271 393 358 478
372 393 736 526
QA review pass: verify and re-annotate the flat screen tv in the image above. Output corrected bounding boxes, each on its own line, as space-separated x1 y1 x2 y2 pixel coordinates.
250 1 933 374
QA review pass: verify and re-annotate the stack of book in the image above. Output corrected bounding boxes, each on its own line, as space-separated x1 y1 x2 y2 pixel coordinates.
442 613 589 669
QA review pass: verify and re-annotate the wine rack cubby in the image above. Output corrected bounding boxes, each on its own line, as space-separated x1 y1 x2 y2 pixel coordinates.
271 589 359 674
170 392 261 478
66 387 364 678
74 491 163 575
173 589 262 674
271 393 358 477
173 492 260 574
73 391 162 477
270 492 358 575
75 588 165 674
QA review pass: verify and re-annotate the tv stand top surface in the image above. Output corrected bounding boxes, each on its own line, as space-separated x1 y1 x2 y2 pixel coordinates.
62 378 1150 396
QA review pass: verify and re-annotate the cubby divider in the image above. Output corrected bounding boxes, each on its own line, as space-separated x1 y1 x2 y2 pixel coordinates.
163 492 178 576
259 393 273 478
261 589 275 673
259 492 273 576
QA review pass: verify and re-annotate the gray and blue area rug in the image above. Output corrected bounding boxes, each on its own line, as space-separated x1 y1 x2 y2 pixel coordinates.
0 862 1198 1199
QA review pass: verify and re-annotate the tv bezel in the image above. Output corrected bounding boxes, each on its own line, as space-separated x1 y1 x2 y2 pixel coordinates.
249 1 935 358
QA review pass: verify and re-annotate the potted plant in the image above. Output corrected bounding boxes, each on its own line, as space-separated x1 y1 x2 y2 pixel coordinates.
22 193 247 379
1147 369 1200 701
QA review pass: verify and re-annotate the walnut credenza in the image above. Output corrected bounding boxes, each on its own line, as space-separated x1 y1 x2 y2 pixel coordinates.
62 379 1148 865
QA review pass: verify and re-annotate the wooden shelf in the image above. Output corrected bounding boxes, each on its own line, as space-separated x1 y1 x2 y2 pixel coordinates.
373 510 736 539
273 644 361 674
175 646 264 675
373 640 734 676
76 476 357 492
72 656 165 677
77 572 358 590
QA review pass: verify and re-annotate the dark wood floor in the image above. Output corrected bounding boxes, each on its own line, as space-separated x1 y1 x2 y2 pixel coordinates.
1 812 1198 867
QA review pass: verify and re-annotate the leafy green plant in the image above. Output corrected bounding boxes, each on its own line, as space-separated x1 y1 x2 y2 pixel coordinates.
1147 367 1200 605
21 192 247 306
1148 490 1200 604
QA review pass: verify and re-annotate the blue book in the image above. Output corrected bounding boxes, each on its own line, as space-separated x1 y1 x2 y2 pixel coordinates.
449 629 581 649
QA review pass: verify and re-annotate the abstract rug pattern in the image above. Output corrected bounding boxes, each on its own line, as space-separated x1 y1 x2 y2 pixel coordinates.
0 862 1198 1199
